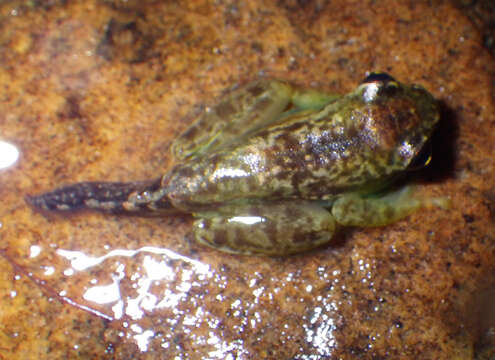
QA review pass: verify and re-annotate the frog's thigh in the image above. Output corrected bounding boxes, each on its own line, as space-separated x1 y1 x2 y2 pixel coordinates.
172 80 293 160
332 186 432 227
193 201 336 256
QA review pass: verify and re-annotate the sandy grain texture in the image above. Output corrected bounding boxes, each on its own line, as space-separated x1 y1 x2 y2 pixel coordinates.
0 0 494 359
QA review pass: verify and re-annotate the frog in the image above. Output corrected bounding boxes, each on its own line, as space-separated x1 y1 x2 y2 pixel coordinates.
27 73 445 256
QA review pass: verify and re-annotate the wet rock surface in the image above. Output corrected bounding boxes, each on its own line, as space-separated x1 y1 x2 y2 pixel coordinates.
0 1 494 358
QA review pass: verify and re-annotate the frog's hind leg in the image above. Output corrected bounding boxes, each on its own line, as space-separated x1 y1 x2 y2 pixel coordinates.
172 80 294 160
172 80 339 161
192 201 337 256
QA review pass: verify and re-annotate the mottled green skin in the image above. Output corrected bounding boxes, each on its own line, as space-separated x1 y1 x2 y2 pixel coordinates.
140 74 440 255
28 74 442 255
165 79 438 208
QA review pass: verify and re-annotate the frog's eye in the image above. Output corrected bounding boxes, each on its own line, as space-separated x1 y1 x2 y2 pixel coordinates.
361 73 401 102
407 142 432 171
361 72 396 84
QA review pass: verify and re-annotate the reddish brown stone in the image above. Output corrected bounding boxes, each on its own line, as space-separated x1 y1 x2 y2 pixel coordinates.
0 0 494 359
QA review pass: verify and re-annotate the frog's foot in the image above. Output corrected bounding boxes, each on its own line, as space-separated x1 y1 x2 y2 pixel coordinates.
331 185 450 227
192 201 337 256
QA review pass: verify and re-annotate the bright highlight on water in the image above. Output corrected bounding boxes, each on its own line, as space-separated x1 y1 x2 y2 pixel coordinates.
0 141 19 169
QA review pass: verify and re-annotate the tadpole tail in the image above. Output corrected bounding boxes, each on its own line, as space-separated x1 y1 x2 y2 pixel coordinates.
26 178 174 215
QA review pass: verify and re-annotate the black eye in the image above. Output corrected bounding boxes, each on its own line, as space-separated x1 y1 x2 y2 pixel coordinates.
408 142 432 171
361 72 396 84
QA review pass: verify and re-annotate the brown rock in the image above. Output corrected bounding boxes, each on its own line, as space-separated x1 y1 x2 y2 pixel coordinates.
1 0 494 359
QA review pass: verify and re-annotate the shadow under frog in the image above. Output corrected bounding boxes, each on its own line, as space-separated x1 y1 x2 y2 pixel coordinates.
27 73 448 256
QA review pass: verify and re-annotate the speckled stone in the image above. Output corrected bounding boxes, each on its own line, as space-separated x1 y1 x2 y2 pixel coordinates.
1 0 495 359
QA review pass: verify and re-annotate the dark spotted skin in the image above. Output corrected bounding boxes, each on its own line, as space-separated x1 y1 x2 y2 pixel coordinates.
161 77 438 211
193 201 336 256
28 74 443 255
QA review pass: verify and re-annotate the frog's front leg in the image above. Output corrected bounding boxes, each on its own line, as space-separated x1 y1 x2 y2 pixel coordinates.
331 186 450 227
192 201 337 256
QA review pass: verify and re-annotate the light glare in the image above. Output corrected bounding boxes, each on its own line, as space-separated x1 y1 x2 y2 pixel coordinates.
0 141 19 169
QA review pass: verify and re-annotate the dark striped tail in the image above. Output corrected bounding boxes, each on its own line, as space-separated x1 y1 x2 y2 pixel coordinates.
26 178 172 215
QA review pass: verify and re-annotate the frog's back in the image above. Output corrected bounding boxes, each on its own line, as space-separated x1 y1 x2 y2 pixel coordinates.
164 79 439 211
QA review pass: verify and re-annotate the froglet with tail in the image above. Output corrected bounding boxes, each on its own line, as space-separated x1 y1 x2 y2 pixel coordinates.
27 73 446 255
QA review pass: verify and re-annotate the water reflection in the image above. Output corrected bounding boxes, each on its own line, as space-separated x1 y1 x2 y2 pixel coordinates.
0 141 19 170
56 246 213 322
51 246 236 353
3 229 355 357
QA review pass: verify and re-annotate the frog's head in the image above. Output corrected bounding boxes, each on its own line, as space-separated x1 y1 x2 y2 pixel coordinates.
352 72 439 170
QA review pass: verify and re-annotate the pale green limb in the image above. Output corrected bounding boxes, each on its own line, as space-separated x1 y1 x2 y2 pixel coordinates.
171 80 340 161
290 87 340 110
192 201 337 256
331 185 450 227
